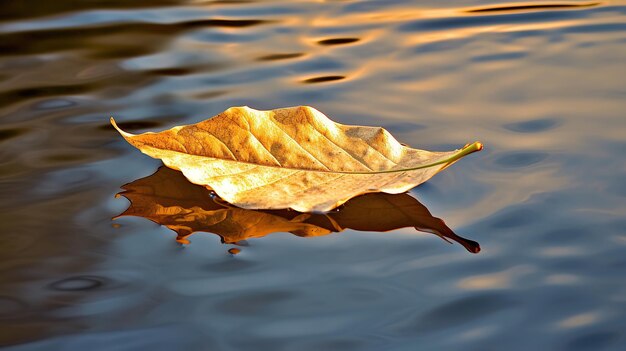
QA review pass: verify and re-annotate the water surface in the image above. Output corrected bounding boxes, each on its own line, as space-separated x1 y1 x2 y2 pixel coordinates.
1 0 625 350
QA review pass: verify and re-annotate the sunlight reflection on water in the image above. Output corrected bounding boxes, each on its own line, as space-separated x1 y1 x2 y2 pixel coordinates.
1 0 625 350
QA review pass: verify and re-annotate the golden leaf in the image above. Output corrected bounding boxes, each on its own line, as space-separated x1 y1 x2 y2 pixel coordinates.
112 106 482 212
115 167 480 253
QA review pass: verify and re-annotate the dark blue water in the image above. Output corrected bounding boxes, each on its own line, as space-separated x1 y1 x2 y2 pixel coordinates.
1 1 625 350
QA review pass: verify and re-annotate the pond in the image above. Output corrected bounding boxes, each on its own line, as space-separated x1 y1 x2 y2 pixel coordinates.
1 1 625 350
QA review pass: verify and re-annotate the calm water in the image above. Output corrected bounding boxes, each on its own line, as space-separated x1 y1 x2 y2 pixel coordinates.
1 1 625 350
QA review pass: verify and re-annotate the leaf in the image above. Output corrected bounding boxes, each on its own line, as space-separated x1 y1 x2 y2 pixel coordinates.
115 167 480 253
112 106 482 212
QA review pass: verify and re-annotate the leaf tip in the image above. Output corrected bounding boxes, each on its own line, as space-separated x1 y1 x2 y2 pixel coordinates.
110 117 135 138
110 116 120 131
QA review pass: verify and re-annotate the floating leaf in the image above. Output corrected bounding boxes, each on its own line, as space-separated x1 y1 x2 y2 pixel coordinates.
115 167 480 253
112 106 482 212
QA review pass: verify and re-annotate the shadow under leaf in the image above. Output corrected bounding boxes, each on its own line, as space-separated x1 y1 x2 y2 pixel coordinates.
115 167 480 253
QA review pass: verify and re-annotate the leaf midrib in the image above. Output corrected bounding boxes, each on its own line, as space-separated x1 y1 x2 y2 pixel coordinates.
137 140 482 175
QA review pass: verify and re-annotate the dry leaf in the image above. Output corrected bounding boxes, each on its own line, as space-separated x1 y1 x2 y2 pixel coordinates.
112 106 482 212
115 167 480 253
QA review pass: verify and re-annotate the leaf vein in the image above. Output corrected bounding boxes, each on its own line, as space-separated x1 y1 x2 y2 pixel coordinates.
311 127 374 171
302 109 374 171
290 173 347 197
195 128 237 160
247 132 282 167
266 117 332 171
235 170 301 195
205 165 260 181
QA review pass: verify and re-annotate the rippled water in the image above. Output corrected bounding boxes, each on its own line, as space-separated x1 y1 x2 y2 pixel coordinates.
1 1 625 350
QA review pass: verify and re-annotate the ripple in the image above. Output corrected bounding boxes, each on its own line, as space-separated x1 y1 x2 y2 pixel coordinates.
0 128 28 142
0 84 92 109
145 67 198 76
1 1 186 21
606 178 626 197
564 22 626 34
391 294 515 335
191 90 229 100
48 275 108 291
0 296 28 318
494 152 548 168
564 331 621 350
496 209 542 231
472 51 528 62
466 2 601 14
32 98 78 110
503 118 560 133
558 311 601 328
539 227 587 244
1 0 625 348
298 338 367 351
317 38 360 46
0 19 271 57
89 46 167 60
202 257 256 273
301 75 345 84
256 53 304 61
399 5 607 33
216 290 296 315
38 151 95 165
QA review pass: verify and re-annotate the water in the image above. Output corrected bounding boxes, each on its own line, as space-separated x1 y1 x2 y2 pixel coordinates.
1 1 625 350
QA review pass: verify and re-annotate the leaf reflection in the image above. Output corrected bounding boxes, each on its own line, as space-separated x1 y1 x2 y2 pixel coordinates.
115 167 480 253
